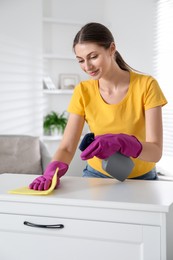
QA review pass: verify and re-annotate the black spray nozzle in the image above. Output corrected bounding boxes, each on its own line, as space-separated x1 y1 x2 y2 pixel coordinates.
79 133 95 151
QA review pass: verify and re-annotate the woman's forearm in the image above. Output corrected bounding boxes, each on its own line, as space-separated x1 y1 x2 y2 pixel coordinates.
51 146 76 165
51 114 85 165
138 142 162 162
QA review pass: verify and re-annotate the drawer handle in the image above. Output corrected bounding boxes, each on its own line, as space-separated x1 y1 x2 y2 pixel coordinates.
23 221 64 229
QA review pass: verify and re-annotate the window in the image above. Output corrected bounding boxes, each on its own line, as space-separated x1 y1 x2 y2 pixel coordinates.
153 0 173 156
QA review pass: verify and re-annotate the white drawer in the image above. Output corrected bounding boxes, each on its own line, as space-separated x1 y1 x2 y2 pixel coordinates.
0 213 142 242
0 213 160 260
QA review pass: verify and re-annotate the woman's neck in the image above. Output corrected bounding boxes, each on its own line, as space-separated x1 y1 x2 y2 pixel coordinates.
99 66 130 91
98 67 131 104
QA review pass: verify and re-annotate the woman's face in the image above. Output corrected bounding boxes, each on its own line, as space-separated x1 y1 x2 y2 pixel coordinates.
74 42 115 79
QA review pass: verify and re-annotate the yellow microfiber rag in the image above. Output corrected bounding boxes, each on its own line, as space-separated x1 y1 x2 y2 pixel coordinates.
8 168 59 195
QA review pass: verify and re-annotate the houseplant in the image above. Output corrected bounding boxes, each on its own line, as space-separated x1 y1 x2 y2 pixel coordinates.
43 111 67 136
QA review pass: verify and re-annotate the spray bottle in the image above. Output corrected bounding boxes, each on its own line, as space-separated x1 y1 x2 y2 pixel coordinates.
79 133 134 181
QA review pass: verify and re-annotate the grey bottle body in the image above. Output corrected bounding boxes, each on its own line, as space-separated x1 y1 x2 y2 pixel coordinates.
102 152 134 181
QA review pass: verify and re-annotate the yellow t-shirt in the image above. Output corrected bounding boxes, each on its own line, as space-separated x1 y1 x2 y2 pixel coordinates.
67 71 167 178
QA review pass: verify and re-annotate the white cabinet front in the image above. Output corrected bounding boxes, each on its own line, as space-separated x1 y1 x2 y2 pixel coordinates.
0 214 160 260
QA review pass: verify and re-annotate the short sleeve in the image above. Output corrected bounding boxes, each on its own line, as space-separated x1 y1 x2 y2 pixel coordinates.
144 77 167 110
67 84 85 116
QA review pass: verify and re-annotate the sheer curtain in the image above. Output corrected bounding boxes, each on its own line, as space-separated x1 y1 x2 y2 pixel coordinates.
153 0 173 157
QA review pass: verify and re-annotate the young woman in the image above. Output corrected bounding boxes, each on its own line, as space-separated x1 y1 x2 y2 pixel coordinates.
29 22 167 190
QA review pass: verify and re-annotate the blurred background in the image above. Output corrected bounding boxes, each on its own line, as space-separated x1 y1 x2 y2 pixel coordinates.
0 0 172 175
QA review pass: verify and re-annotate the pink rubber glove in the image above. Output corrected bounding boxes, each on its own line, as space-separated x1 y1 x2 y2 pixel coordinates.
29 161 68 191
81 133 142 160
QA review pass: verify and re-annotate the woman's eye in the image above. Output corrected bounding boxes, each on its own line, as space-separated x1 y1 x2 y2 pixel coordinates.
91 55 97 59
78 60 84 63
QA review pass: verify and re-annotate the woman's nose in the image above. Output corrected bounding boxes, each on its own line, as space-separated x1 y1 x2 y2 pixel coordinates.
84 60 93 71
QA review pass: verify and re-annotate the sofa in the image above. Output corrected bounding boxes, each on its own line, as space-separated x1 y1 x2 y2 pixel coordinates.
0 135 51 175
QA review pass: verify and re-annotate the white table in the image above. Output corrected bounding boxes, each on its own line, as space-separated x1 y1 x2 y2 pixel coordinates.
0 173 173 260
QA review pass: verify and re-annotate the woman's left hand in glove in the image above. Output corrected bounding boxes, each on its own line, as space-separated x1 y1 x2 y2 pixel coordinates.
81 133 142 160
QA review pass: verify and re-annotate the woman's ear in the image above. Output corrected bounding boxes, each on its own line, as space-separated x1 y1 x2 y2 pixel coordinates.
110 42 116 56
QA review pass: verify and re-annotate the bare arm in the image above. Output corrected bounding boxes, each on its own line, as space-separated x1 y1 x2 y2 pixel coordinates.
138 106 163 162
52 113 85 164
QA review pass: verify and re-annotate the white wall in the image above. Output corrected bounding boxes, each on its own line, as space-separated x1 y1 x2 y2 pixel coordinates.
0 0 43 136
43 0 106 23
0 0 42 51
104 0 155 75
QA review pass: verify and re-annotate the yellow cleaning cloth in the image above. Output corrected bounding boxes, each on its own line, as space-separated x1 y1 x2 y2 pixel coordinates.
8 168 59 195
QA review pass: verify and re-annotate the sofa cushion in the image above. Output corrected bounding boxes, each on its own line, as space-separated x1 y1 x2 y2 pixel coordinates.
0 135 42 174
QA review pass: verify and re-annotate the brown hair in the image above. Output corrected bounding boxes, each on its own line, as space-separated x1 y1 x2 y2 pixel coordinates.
73 22 133 72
